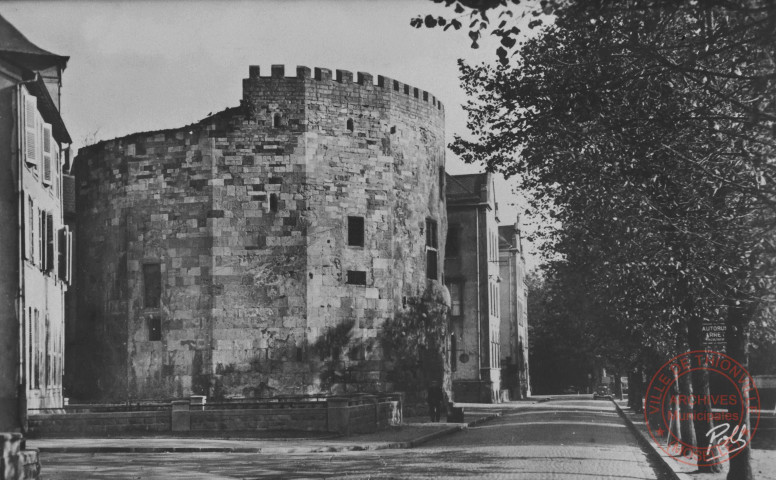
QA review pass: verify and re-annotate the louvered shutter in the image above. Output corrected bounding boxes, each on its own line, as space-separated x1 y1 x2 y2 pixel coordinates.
24 93 37 166
38 209 45 271
58 227 66 281
42 124 52 185
46 213 54 272
21 194 27 260
66 228 73 284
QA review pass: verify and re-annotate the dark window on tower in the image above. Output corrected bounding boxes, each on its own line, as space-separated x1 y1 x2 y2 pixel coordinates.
148 316 162 341
346 270 367 286
273 113 281 128
426 219 438 280
143 263 162 309
270 193 278 212
346 118 354 132
445 224 460 258
426 219 438 249
347 216 365 247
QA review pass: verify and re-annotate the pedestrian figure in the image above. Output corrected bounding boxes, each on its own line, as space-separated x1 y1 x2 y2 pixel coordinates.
427 380 444 422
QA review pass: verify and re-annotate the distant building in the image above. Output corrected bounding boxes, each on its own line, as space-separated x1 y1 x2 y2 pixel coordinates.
68 66 448 401
499 222 530 399
445 173 503 403
0 13 72 431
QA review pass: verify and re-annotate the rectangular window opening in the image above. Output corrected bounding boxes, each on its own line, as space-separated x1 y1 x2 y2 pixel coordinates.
148 316 162 341
143 263 162 308
347 216 365 247
346 270 367 286
426 250 438 280
426 218 438 280
448 282 462 317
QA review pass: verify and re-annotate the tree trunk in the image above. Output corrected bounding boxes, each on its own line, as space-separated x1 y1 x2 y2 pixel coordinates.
614 371 623 400
688 315 723 472
725 297 755 480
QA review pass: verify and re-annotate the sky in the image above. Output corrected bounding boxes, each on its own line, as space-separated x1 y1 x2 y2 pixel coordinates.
2 0 540 269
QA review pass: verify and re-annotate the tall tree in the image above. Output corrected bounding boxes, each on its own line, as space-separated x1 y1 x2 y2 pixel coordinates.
419 1 776 477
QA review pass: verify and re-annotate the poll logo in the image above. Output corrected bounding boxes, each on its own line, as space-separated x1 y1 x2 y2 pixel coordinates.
644 350 760 467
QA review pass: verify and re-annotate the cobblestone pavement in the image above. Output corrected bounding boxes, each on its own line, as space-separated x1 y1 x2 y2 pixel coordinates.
41 398 674 479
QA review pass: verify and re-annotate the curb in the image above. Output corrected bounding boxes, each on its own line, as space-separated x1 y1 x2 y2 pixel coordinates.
36 413 502 454
611 399 688 480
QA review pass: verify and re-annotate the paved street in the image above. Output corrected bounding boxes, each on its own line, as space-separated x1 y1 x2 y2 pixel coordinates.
40 398 673 479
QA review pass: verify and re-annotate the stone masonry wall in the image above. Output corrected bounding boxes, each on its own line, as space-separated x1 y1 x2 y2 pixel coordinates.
70 65 446 401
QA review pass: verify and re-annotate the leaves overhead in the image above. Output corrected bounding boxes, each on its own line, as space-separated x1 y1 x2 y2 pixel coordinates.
420 0 776 375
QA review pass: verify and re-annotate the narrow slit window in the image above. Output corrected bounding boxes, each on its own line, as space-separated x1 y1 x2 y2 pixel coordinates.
426 218 438 280
346 118 354 132
148 317 162 341
273 113 281 128
143 263 162 309
346 270 367 286
347 216 364 247
270 193 279 212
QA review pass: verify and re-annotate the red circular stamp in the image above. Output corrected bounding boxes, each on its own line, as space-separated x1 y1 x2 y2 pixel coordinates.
643 350 760 467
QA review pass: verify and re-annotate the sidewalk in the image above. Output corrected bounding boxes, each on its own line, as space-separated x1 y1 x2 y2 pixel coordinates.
26 410 501 454
613 399 776 480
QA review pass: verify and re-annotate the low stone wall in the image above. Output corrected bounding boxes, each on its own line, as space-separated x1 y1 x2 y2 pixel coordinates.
27 410 170 437
27 394 402 437
190 406 327 432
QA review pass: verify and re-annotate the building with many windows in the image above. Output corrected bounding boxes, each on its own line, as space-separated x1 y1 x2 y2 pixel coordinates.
499 221 530 399
445 173 503 403
0 13 72 432
68 65 447 401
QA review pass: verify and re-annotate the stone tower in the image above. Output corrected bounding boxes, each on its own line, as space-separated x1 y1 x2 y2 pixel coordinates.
68 65 447 401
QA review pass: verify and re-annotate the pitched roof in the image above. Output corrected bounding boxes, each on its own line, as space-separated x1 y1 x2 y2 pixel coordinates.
0 13 68 70
25 75 71 143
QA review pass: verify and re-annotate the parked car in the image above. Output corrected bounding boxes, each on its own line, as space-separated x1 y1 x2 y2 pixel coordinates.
593 384 612 400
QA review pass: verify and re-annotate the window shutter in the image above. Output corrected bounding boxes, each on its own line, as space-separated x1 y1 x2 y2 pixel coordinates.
58 227 66 281
66 228 73 284
42 124 52 185
21 194 27 260
45 213 54 273
23 93 37 166
38 209 45 271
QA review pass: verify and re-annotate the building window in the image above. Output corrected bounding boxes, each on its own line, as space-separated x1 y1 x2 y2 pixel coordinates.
347 216 365 247
447 281 463 317
346 270 367 286
38 209 45 271
148 317 162 341
57 226 73 284
143 263 162 309
445 224 460 258
273 113 281 128
42 124 52 186
426 218 438 280
27 196 34 262
346 118 354 132
270 193 278 212
45 212 54 273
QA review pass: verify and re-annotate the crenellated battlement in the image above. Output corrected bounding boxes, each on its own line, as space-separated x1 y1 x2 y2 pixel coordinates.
246 64 444 112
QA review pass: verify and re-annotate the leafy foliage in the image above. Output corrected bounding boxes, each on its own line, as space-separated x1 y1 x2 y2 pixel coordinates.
381 285 450 396
423 2 776 476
